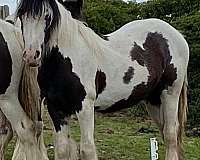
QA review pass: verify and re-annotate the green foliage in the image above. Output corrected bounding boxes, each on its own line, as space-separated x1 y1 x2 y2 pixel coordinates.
85 0 200 34
140 0 200 21
128 103 148 118
85 0 140 34
171 13 200 128
84 0 200 128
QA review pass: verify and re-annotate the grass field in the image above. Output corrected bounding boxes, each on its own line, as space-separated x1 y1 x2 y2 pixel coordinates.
5 112 200 160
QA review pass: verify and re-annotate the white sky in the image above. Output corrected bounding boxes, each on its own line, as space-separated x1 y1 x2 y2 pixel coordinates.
0 0 18 14
0 0 147 15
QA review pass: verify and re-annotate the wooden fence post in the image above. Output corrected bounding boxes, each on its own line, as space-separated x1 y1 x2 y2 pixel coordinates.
0 5 9 19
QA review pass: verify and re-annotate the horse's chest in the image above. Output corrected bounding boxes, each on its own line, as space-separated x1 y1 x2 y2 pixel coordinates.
0 32 12 95
38 47 86 117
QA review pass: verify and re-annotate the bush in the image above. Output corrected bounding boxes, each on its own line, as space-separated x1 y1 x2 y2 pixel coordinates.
128 103 148 118
85 0 140 34
171 13 200 127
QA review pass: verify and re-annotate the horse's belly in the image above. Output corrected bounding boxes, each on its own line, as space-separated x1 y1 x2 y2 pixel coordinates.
94 65 150 111
94 82 146 112
95 88 131 108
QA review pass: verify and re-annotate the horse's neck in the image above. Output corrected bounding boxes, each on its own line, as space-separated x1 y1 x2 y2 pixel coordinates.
55 10 95 57
50 4 78 48
55 4 123 68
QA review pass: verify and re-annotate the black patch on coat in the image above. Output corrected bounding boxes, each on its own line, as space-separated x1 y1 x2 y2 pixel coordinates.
130 32 177 105
95 70 106 98
98 83 148 113
0 32 12 95
123 66 134 84
58 0 84 20
38 46 86 131
98 32 177 113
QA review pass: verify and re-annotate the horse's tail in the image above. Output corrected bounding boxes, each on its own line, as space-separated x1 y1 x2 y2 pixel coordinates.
177 74 188 160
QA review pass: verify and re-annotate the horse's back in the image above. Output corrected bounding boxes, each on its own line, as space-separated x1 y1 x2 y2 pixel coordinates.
106 18 189 63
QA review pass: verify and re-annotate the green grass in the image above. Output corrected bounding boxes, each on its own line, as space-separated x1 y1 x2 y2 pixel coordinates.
5 113 200 160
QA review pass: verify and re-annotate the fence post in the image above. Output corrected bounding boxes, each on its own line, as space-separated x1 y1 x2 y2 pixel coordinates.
150 138 158 160
0 5 9 19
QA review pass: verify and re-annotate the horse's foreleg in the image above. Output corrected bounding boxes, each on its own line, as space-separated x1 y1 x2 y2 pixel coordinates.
0 96 48 160
13 125 48 160
0 109 13 160
46 104 78 160
54 123 78 160
161 91 180 160
77 98 97 160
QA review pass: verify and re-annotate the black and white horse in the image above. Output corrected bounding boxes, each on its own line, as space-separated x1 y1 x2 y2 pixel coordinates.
0 1 84 159
17 0 189 160
0 21 14 157
0 19 49 160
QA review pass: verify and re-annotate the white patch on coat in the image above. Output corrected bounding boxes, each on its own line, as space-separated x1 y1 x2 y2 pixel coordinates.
0 19 49 160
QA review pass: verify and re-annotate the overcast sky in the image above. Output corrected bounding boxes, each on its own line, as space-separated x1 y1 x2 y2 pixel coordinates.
0 0 147 14
0 0 17 14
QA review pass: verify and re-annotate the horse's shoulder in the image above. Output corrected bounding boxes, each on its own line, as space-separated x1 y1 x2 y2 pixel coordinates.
38 46 86 116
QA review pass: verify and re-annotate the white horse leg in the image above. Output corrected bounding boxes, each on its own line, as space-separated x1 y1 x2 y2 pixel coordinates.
13 125 48 160
54 123 78 160
161 91 180 160
46 103 78 160
146 103 164 139
0 96 48 160
76 98 97 160
0 109 13 160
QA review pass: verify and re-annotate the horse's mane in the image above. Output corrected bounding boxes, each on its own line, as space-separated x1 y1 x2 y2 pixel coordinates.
57 3 106 60
16 0 61 43
78 22 106 58
17 0 58 17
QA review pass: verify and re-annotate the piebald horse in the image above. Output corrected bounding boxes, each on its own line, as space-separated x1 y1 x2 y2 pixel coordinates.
0 19 48 160
0 0 84 159
17 0 189 160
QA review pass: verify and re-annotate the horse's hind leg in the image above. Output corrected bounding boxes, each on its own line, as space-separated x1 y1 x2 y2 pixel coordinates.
0 109 13 160
146 103 164 139
161 79 187 160
161 91 179 160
